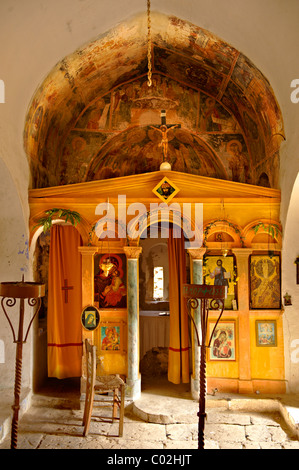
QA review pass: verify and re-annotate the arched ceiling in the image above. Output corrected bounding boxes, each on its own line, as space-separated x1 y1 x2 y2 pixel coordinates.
24 12 284 190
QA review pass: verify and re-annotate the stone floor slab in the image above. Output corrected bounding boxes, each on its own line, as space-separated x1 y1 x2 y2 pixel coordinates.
165 423 198 441
207 410 251 425
205 423 246 442
245 424 272 442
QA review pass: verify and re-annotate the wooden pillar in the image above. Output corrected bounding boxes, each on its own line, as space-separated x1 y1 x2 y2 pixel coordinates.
232 248 253 394
78 246 98 395
123 246 142 400
79 246 98 340
188 247 206 399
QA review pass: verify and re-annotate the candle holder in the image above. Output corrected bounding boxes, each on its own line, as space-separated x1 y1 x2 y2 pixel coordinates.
183 283 226 449
0 278 45 449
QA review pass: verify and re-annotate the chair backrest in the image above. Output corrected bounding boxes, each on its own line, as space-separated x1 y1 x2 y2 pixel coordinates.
85 339 97 391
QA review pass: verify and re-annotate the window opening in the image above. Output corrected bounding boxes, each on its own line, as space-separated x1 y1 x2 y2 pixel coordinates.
153 266 164 300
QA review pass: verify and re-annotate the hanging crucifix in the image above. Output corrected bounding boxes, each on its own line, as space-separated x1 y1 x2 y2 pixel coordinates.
150 110 181 163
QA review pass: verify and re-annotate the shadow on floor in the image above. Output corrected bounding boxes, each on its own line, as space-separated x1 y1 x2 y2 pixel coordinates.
141 374 193 400
36 375 190 401
35 377 81 400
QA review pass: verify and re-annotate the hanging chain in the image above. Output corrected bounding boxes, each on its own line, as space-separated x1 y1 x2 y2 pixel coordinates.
147 0 152 87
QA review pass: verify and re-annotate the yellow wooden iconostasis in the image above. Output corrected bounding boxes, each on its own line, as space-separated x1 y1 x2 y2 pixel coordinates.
29 170 285 395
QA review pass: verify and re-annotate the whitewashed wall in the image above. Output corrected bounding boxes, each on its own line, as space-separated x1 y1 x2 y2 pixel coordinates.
0 159 30 389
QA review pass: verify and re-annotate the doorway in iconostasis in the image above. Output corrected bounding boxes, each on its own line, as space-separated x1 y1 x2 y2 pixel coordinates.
138 223 191 391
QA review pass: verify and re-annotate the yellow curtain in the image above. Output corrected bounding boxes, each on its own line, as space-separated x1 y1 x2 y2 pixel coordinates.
168 227 190 384
47 225 83 378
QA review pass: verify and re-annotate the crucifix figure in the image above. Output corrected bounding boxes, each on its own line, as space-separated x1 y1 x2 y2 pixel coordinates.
150 110 181 162
62 279 74 304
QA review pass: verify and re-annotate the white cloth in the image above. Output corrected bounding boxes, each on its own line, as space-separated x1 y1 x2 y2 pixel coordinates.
139 312 170 359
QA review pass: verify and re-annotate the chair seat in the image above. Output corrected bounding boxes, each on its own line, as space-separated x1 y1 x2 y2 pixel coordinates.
95 374 125 390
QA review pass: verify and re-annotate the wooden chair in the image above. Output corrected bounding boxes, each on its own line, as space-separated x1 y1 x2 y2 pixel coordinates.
82 339 125 437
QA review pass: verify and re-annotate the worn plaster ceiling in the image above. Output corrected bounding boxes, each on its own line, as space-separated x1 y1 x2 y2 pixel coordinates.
24 12 284 190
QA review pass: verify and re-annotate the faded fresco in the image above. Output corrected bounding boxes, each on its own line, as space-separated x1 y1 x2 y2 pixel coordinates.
59 75 253 185
23 13 284 189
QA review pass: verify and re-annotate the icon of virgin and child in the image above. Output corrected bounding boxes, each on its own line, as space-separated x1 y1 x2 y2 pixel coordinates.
94 254 126 308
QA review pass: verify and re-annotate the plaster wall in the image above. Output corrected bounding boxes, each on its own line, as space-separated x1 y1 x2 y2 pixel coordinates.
0 160 31 390
282 172 299 392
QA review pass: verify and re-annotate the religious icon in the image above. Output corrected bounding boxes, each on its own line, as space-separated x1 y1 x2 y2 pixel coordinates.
255 320 277 347
152 176 180 203
283 292 292 306
81 305 100 331
209 321 236 361
94 253 127 308
209 259 231 287
204 255 236 309
250 255 281 309
100 324 121 351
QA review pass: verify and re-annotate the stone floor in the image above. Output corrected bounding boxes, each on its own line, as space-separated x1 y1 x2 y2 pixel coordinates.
0 377 299 451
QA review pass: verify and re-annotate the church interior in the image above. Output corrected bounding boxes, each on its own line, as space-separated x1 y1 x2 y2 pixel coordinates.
1 0 299 448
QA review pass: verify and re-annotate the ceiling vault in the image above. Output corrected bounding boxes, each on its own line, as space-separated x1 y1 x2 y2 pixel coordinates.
24 12 284 191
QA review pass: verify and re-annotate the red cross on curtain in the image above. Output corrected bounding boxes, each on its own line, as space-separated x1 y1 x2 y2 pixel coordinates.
61 279 74 303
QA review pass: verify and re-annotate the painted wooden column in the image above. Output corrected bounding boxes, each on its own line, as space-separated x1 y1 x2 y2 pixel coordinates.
78 246 98 395
78 246 98 339
232 248 253 393
123 246 142 400
188 247 206 399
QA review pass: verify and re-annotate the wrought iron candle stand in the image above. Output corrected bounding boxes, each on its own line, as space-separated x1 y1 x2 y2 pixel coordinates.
183 284 225 450
0 278 45 449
